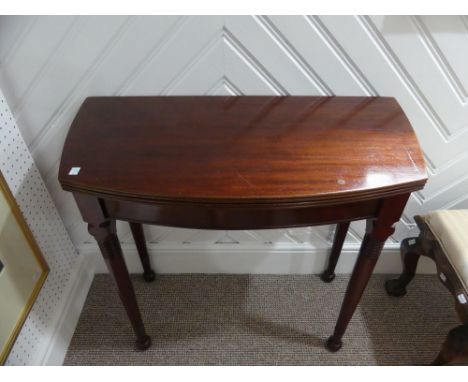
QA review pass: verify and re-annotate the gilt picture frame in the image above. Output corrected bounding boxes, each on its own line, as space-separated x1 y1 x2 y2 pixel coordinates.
0 170 49 364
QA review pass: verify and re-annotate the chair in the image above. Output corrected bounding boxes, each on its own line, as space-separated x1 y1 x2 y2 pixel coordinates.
385 210 468 365
321 211 468 365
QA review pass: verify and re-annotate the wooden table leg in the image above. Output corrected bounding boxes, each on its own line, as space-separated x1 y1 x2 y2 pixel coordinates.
321 221 350 283
89 220 151 350
129 222 156 282
326 194 410 352
74 193 151 351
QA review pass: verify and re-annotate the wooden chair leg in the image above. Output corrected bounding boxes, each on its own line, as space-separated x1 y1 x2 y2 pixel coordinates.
385 237 422 297
431 325 468 365
455 299 468 325
321 221 350 283
432 300 468 365
129 222 156 282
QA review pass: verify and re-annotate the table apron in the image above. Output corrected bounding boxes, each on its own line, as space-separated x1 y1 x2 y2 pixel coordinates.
102 197 382 230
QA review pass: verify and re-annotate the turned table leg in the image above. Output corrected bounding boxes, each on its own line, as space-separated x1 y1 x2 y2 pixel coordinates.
321 221 350 283
74 193 151 350
89 220 151 350
129 222 156 282
326 194 410 352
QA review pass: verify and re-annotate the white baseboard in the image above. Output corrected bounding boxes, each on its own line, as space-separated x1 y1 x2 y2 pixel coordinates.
37 253 95 366
79 244 436 275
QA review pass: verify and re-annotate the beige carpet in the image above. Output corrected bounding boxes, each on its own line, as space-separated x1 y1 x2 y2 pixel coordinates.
64 274 463 365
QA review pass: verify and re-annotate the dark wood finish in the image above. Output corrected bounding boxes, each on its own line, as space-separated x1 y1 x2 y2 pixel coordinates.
104 197 380 230
73 193 151 350
431 325 468 366
59 96 427 352
384 236 423 297
129 222 156 282
326 194 411 351
321 221 350 283
386 214 468 365
59 96 426 204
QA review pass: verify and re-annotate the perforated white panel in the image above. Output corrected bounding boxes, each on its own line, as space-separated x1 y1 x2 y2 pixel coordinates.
0 89 78 365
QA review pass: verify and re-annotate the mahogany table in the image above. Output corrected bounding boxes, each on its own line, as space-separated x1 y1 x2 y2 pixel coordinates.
59 96 427 352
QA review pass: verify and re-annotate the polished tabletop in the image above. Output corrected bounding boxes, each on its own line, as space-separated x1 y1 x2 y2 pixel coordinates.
59 96 427 205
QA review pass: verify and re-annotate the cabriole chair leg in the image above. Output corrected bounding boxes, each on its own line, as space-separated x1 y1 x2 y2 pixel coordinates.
385 237 422 297
431 325 468 366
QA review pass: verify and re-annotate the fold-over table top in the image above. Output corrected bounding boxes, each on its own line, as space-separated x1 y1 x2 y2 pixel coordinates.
59 96 427 205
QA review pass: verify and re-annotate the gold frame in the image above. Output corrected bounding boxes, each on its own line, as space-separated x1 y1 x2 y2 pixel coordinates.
0 170 49 364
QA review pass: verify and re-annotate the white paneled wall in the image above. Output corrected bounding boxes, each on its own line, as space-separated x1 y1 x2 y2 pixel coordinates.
1 16 467 273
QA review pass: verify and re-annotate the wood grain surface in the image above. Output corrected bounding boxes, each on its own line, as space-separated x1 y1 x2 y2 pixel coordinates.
59 96 427 205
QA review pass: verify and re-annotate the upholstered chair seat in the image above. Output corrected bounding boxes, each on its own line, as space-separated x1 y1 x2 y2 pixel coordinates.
424 210 468 292
383 209 468 365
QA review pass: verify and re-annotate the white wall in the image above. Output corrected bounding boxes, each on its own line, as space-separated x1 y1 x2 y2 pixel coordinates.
0 89 93 365
1 15 467 274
